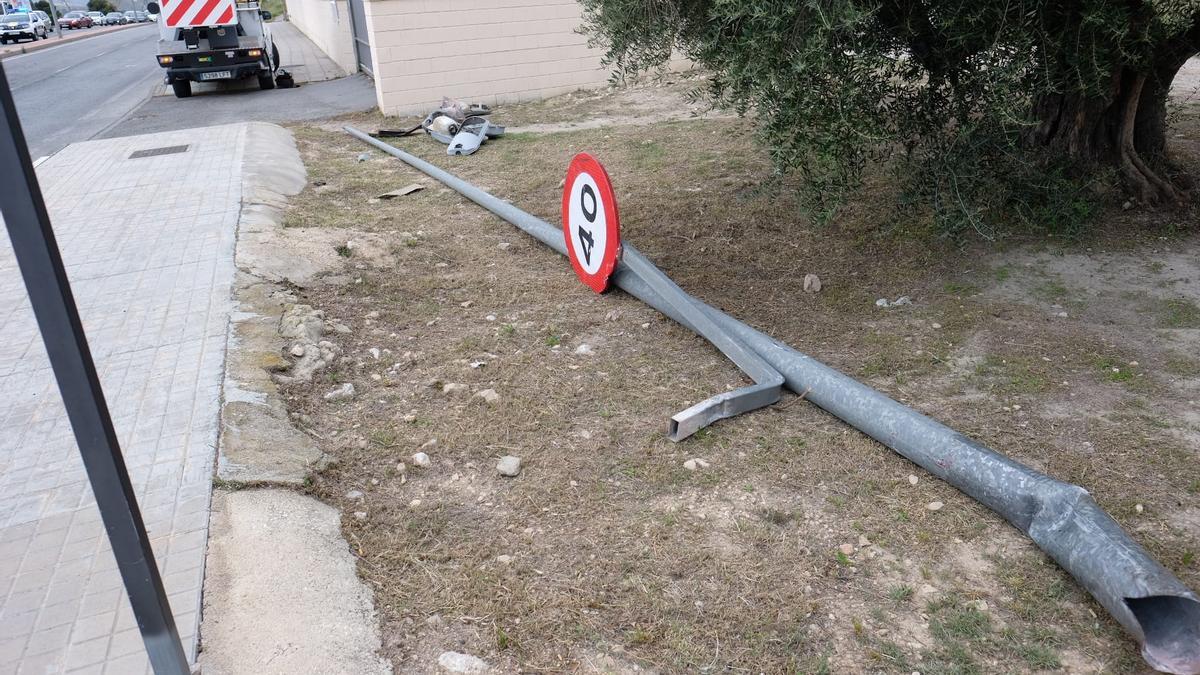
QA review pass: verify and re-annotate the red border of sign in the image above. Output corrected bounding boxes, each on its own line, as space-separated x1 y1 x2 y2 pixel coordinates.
562 153 621 294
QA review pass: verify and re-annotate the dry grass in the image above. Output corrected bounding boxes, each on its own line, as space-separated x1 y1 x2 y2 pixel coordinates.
273 84 1200 673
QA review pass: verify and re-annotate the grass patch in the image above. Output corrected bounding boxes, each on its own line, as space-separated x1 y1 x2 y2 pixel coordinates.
973 354 1050 395
888 584 914 603
1094 356 1135 384
1158 297 1200 328
1033 280 1069 301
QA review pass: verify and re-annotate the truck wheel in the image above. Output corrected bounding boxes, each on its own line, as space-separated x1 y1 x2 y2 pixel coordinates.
257 72 275 90
171 79 192 98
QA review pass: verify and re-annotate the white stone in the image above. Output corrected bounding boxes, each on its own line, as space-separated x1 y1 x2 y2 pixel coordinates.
323 383 356 401
474 388 500 404
495 555 513 564
803 274 822 293
574 344 595 356
345 490 364 500
368 347 381 360
411 452 431 467
496 455 521 477
442 383 469 396
290 344 306 357
437 652 491 674
926 501 944 512
908 474 919 486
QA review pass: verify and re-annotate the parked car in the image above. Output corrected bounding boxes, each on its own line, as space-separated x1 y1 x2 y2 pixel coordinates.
86 11 105 24
104 12 126 24
33 10 53 32
58 11 94 29
123 10 137 22
0 12 50 43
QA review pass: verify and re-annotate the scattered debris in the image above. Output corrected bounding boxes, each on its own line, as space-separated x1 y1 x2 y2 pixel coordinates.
377 184 425 200
497 455 522 477
876 296 913 308
345 490 364 500
574 344 595 356
356 152 371 162
419 439 438 451
496 554 513 565
323 383 356 401
926 501 945 512
803 274 822 293
497 242 511 251
683 458 710 471
368 347 381 360
353 511 368 520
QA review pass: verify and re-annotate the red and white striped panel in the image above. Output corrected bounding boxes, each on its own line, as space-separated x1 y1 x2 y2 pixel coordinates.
163 0 237 28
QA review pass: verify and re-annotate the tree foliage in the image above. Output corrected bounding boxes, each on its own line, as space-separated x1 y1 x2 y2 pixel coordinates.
86 0 115 14
580 0 1200 236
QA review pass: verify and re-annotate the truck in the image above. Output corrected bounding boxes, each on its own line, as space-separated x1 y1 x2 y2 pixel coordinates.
145 0 283 98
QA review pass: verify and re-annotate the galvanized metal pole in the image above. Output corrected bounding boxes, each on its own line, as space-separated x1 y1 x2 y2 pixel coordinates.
346 126 1200 674
0 64 190 675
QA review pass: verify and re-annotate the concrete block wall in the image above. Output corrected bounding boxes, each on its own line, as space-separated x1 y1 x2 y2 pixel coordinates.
362 0 613 117
285 0 358 75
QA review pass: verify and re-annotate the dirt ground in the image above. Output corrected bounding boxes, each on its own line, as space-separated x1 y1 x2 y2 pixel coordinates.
268 67 1200 673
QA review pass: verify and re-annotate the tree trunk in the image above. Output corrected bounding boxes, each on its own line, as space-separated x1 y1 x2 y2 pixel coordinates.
1024 60 1192 205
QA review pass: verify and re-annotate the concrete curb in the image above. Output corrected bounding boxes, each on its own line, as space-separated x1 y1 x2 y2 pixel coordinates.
217 122 324 485
198 121 391 674
0 22 142 60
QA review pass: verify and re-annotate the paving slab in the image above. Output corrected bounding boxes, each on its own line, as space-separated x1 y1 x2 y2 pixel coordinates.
0 124 249 674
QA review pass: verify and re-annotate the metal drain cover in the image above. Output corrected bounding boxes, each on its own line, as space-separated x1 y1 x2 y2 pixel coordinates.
129 144 190 159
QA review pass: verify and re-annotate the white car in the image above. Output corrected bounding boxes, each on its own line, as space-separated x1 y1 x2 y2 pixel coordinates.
0 12 50 43
87 11 105 25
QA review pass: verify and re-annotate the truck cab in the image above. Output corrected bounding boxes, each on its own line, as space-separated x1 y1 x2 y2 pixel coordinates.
147 0 280 98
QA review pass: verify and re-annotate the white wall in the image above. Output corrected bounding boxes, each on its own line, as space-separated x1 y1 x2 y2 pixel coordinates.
362 0 613 117
286 0 357 75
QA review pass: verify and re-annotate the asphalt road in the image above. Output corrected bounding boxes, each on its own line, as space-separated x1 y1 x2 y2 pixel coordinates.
6 23 161 158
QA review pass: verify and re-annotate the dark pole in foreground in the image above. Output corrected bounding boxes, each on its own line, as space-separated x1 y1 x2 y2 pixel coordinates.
0 64 189 674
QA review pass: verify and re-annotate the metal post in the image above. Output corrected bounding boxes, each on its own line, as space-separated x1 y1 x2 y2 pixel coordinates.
0 64 190 675
345 125 1200 674
47 0 60 39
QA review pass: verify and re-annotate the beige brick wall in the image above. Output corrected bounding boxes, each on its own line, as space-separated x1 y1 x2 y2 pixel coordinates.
362 0 613 117
286 0 358 75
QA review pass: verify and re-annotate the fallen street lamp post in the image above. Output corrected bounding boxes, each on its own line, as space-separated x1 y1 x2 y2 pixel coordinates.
346 125 1200 674
0 63 190 674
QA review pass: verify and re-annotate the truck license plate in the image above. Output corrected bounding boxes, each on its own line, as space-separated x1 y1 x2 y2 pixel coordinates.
200 71 232 80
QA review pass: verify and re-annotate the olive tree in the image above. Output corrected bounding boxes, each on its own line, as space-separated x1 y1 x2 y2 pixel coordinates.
580 0 1200 231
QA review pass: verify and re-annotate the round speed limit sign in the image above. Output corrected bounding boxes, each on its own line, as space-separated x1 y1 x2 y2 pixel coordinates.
562 153 621 293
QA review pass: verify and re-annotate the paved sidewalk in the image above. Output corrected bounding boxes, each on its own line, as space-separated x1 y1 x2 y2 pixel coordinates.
0 125 247 673
272 20 346 84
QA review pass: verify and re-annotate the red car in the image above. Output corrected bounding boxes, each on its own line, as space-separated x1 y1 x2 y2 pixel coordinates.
57 11 94 29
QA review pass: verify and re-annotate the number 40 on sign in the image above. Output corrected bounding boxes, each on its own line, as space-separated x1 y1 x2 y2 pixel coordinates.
562 153 621 293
